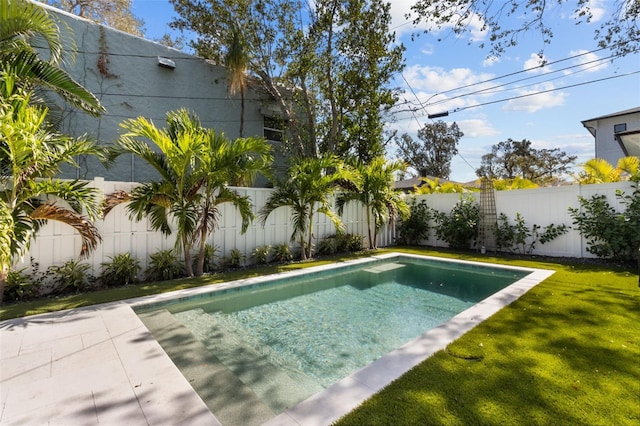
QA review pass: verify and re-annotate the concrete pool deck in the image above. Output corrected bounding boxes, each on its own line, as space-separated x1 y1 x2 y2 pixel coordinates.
0 253 554 425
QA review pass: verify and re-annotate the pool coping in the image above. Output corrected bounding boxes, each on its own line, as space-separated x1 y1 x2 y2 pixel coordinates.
130 252 554 426
0 253 554 425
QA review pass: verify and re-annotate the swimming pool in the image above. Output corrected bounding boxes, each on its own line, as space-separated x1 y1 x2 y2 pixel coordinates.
133 253 553 426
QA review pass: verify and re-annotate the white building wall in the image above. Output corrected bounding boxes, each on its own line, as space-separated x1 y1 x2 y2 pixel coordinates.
583 111 640 166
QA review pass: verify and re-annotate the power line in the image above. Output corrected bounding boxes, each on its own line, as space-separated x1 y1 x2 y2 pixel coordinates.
426 50 633 107
424 69 640 116
424 40 636 97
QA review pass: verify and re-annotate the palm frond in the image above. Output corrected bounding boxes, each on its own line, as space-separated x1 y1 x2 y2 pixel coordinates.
30 203 101 258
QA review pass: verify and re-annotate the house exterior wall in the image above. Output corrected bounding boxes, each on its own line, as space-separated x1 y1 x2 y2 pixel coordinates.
45 5 282 185
582 109 640 165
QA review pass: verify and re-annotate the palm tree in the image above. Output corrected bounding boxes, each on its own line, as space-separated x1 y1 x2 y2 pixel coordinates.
192 133 272 275
224 25 248 137
616 156 639 180
336 157 409 249
492 176 539 191
258 155 358 260
574 157 639 184
0 0 103 115
109 109 272 276
0 88 103 305
415 177 472 194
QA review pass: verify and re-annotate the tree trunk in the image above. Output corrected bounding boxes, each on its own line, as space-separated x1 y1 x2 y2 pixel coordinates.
366 206 374 250
182 235 194 277
299 234 307 260
307 203 314 259
0 265 7 306
372 216 379 250
195 232 207 277
239 84 245 137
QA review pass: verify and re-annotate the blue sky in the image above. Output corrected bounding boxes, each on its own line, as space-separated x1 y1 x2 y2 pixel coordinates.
132 0 639 182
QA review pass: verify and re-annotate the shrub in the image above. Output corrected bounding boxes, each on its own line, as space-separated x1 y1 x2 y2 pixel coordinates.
434 195 480 250
272 243 293 263
202 244 219 273
317 236 339 255
146 249 184 281
251 245 272 265
396 198 431 245
494 212 569 254
3 268 36 302
47 259 93 294
100 253 140 287
339 233 364 252
222 248 245 269
318 234 364 255
568 180 640 262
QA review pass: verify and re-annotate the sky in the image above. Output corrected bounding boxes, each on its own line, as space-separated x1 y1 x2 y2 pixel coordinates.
131 0 640 182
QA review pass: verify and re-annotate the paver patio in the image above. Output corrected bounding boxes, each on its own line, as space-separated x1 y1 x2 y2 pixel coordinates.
0 302 218 425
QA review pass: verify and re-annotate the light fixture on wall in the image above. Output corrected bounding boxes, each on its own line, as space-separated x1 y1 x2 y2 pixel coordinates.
616 129 640 157
157 56 176 70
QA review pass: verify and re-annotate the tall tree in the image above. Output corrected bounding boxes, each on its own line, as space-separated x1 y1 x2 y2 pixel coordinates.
315 0 405 162
224 25 248 137
336 157 409 249
258 155 358 260
410 0 639 57
0 87 103 305
0 0 103 116
170 0 404 160
44 0 144 36
476 138 576 185
108 109 272 277
396 121 463 179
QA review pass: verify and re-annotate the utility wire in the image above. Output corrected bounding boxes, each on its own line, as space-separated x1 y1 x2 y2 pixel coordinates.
426 50 633 107
422 40 636 97
414 69 640 117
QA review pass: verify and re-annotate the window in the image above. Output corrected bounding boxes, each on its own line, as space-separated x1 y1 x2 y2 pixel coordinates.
264 116 284 142
614 123 627 133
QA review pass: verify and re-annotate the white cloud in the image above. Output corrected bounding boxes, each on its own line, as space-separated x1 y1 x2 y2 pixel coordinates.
567 49 608 74
420 44 435 55
482 56 500 67
503 82 566 112
402 65 497 114
573 0 607 23
456 119 500 138
523 53 550 73
404 64 494 93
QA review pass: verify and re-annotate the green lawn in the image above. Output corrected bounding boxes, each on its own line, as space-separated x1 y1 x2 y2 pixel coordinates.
336 248 640 425
1 248 638 425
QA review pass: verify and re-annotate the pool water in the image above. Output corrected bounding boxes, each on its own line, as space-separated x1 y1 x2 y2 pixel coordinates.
136 256 529 422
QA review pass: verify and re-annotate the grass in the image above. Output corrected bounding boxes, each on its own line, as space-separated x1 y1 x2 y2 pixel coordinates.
335 248 640 426
2 247 638 425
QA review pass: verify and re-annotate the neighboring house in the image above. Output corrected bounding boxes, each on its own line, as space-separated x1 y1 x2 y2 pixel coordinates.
393 175 463 193
581 107 640 165
44 4 284 186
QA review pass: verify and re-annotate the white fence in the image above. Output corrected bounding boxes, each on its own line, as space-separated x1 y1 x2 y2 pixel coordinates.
18 177 392 275
17 178 634 275
413 181 635 258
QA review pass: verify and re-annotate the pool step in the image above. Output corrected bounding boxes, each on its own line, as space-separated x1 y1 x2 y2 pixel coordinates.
175 308 324 414
138 309 275 426
363 262 406 274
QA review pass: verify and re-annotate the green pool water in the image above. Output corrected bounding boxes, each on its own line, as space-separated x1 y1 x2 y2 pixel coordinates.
136 256 529 423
